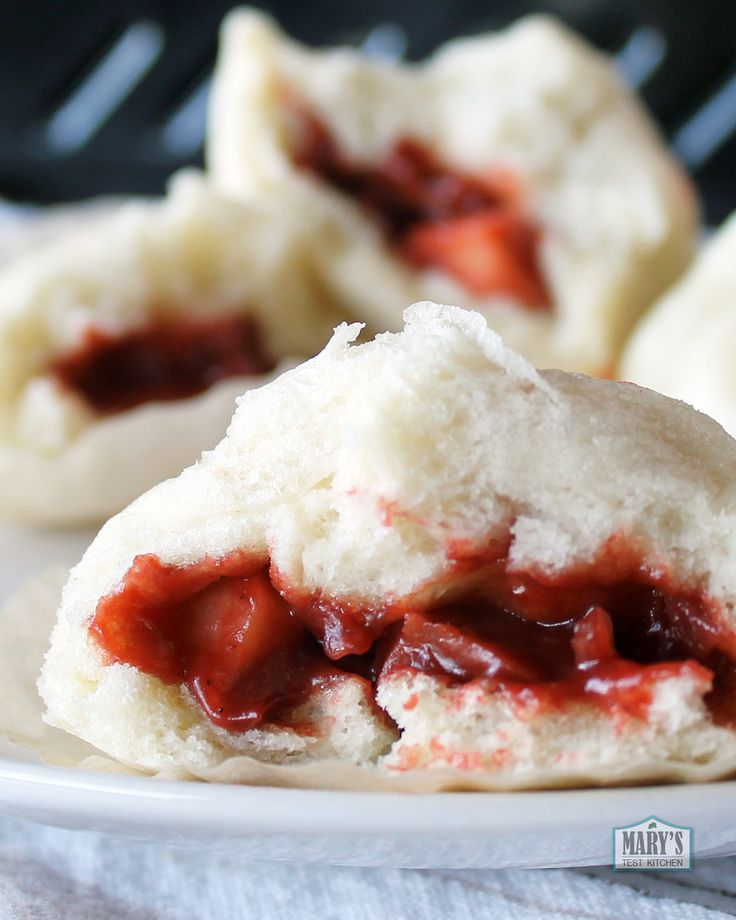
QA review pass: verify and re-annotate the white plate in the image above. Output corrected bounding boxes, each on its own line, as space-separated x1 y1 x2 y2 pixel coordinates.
1 523 736 869
1 736 736 868
0 522 95 600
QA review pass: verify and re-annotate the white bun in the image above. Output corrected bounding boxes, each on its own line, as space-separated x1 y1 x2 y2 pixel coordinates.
208 9 697 374
0 171 339 525
621 215 736 436
39 303 736 784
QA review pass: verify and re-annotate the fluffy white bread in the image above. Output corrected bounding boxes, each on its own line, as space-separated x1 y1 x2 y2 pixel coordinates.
208 9 697 374
38 302 736 783
0 170 340 525
621 215 736 436
376 669 729 777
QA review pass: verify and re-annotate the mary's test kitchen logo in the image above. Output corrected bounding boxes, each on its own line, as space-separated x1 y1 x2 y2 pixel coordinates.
613 817 693 870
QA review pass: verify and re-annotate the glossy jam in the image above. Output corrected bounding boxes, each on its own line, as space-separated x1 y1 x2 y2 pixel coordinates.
52 314 275 415
290 109 550 308
89 541 733 733
89 554 355 729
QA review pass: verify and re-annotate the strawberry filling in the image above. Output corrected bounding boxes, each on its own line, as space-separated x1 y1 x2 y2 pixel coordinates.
290 108 550 308
51 314 275 415
89 540 734 733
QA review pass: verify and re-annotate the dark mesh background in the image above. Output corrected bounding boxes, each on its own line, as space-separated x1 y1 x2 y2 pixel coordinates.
0 0 733 223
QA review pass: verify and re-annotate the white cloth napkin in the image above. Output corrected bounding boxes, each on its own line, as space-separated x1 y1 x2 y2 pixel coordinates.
0 817 734 920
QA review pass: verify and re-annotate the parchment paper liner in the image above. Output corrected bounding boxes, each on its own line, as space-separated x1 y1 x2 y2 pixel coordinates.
2 569 735 792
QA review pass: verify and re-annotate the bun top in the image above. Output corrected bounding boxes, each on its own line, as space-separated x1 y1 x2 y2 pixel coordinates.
69 301 736 619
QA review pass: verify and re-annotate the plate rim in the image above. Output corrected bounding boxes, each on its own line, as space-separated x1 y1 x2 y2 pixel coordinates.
1 754 736 836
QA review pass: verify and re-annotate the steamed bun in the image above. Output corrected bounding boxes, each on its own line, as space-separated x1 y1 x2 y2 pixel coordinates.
39 303 736 787
621 215 736 437
209 10 697 374
0 171 340 525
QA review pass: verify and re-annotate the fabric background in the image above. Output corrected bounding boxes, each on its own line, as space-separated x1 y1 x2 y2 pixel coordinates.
1 817 736 920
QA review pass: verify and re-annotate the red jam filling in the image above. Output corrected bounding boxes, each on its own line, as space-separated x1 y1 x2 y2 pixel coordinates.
51 314 276 415
290 108 550 308
89 541 735 733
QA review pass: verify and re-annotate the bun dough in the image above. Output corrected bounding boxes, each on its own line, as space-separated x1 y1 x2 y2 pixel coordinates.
621 215 736 436
0 171 340 525
39 302 736 784
208 9 697 374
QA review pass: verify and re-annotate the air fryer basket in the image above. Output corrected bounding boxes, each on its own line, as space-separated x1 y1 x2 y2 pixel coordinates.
0 0 733 222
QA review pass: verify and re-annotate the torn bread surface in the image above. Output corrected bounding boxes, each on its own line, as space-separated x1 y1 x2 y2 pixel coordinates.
0 170 340 525
621 214 736 437
39 302 736 788
208 9 697 374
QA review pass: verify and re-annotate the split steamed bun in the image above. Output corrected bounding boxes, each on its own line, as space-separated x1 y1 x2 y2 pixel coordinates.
39 303 736 787
0 171 340 526
621 215 736 436
208 9 697 375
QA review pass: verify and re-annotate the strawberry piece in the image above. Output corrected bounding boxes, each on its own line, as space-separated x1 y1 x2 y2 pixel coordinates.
289 105 550 308
180 572 311 728
378 612 544 683
181 573 304 685
403 212 550 307
572 606 616 667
